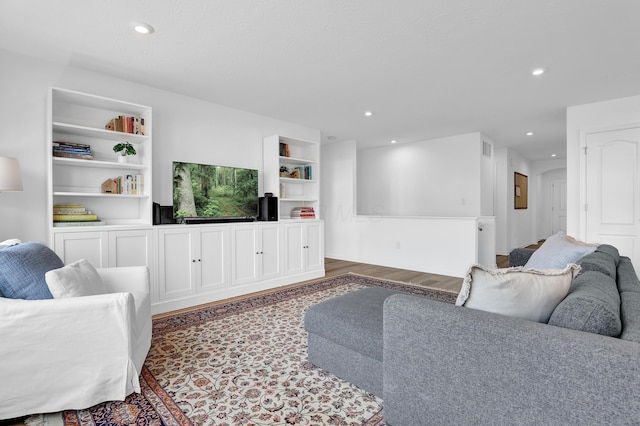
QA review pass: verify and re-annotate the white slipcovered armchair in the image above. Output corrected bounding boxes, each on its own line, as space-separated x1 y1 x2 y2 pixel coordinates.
0 265 152 419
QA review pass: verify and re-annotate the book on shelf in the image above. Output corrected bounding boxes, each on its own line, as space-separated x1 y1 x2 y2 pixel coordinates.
279 142 290 157
53 140 94 160
53 213 99 221
105 116 145 135
290 207 316 219
53 203 100 223
53 204 91 215
102 174 144 195
53 220 106 227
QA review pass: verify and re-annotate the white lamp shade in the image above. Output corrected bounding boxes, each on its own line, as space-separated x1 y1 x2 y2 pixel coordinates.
0 156 23 192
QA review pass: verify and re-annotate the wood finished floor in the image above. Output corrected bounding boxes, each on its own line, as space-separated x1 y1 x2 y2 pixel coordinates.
323 257 463 293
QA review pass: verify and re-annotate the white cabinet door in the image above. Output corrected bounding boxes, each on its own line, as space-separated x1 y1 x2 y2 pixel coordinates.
284 221 324 274
305 221 324 272
260 224 281 280
231 224 281 285
198 227 228 292
108 229 153 268
231 226 260 286
284 223 305 275
157 228 197 301
53 231 109 267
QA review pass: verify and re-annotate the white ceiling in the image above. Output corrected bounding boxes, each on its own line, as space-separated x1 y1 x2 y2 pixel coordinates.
1 0 639 160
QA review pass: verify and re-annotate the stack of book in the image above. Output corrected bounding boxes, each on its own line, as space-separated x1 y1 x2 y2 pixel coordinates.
52 204 104 227
291 165 313 180
53 141 93 160
290 207 316 219
115 174 143 195
279 142 290 157
105 116 145 135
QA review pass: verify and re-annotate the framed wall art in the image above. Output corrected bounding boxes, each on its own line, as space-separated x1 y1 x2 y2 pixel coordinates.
514 172 528 209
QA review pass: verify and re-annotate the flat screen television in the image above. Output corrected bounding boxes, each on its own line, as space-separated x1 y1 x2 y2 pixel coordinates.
172 161 259 220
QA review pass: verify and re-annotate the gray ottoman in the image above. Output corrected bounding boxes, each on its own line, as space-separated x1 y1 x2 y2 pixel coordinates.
304 287 402 396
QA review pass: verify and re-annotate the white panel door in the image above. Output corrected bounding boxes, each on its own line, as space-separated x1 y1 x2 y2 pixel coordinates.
586 127 640 270
198 227 227 292
108 229 153 268
284 223 305 275
53 231 109 267
158 228 197 300
260 224 281 280
305 221 324 272
231 226 259 285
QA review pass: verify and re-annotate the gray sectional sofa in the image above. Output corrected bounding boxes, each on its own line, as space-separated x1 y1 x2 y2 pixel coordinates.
304 245 640 425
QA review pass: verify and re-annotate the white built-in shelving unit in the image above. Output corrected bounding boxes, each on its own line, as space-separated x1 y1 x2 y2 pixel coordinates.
263 135 320 220
47 87 153 230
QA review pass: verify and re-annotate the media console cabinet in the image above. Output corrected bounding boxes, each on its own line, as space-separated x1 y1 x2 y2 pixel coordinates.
51 220 324 314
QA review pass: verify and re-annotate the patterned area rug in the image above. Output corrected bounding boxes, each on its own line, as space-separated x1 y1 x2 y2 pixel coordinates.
58 273 457 425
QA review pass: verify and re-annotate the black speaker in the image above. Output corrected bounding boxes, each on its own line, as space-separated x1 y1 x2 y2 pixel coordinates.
153 203 178 225
153 202 161 225
160 206 176 224
258 196 278 221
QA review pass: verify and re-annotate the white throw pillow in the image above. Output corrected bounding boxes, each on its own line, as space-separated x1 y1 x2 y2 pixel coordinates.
0 238 21 249
45 259 107 298
455 263 581 323
524 231 598 269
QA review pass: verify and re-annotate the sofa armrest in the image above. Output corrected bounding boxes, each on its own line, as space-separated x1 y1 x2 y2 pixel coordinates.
383 294 640 426
508 247 536 267
0 292 139 419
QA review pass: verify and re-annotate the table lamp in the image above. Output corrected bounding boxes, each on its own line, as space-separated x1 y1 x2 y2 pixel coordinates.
0 156 23 192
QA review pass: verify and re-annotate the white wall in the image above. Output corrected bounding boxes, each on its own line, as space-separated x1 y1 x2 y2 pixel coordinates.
0 49 320 243
567 94 640 240
323 140 486 278
494 147 535 254
357 133 484 216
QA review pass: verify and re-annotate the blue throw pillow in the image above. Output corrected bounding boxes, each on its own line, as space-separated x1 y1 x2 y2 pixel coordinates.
0 242 64 299
524 232 598 269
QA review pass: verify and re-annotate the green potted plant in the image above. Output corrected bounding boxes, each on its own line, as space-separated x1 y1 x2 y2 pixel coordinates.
113 141 136 163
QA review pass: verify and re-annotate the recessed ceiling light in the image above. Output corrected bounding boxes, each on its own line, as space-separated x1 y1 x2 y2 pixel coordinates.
327 136 337 141
551 154 557 157
526 132 534 136
132 21 154 34
390 140 397 144
364 111 373 117
531 67 546 76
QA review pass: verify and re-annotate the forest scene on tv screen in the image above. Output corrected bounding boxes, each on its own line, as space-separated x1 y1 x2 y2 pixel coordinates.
173 162 258 218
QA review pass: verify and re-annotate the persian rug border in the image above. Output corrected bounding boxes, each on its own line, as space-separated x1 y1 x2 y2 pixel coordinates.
153 272 457 335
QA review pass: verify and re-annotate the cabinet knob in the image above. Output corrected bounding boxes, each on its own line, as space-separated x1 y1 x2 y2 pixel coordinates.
192 259 196 262
198 259 201 262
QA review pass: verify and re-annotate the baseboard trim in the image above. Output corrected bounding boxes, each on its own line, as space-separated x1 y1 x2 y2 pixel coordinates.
151 269 325 315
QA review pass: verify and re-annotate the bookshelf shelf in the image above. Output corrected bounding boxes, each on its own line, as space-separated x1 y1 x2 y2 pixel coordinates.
48 87 153 233
279 177 317 184
52 157 146 170
53 191 150 199
53 122 149 143
278 156 318 165
280 198 319 202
